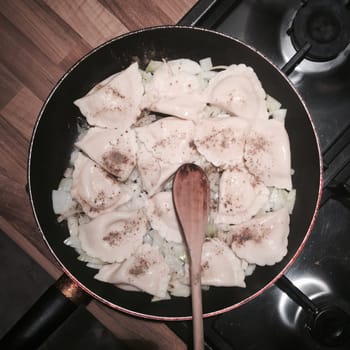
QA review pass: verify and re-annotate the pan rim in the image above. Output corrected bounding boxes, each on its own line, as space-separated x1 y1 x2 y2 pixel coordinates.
27 24 323 321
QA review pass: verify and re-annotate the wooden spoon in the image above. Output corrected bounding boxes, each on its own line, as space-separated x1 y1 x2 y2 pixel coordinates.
173 163 210 350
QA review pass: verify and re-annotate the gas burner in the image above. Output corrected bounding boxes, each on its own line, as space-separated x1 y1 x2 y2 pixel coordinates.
277 276 331 328
276 276 350 347
279 5 349 74
307 305 350 347
289 0 350 62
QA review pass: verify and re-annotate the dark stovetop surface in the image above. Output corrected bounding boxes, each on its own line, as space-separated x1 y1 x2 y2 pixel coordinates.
172 1 350 349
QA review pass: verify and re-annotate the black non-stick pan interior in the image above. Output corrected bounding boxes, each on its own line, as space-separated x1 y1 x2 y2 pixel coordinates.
29 26 321 319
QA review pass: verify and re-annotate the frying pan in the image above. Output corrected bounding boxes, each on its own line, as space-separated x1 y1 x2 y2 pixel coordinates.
1 26 322 348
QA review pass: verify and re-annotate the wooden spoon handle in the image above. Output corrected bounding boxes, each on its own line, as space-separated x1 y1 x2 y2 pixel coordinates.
173 164 210 350
191 260 204 350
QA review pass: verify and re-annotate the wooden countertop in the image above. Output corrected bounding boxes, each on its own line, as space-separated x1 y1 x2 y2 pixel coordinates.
0 1 197 349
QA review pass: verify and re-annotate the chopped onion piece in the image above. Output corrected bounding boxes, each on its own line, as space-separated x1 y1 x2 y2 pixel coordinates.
58 177 72 192
167 58 202 74
145 60 163 73
140 70 152 82
272 108 287 123
67 215 79 237
286 189 296 214
86 263 105 270
199 70 217 81
199 57 213 71
52 189 75 215
63 167 73 178
69 149 80 165
151 294 171 302
205 222 218 238
245 264 256 276
262 188 296 214
266 94 282 112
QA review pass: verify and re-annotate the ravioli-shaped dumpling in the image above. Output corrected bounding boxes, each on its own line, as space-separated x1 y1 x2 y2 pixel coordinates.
201 239 247 287
74 62 143 129
142 59 206 121
194 115 249 168
206 64 268 120
71 153 131 217
79 209 148 263
75 127 137 182
214 167 269 225
230 207 290 266
146 191 183 243
135 117 198 195
95 244 171 299
244 119 292 190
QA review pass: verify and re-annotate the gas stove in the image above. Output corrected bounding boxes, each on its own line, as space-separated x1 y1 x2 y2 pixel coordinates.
168 1 350 349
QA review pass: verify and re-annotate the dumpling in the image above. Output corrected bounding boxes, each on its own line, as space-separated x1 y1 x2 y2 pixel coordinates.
229 207 290 266
71 153 131 217
142 59 206 121
94 244 171 299
78 209 148 263
244 118 292 190
75 127 137 182
135 117 198 195
206 64 268 120
146 191 183 243
201 239 246 287
214 167 269 225
193 114 249 168
74 62 143 129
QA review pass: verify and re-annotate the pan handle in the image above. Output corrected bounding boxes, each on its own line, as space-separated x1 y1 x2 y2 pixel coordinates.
0 274 91 350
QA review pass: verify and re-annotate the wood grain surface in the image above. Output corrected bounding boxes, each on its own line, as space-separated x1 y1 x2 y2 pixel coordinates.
0 1 197 349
